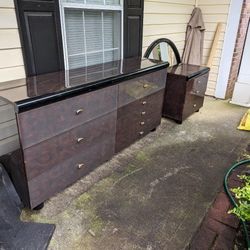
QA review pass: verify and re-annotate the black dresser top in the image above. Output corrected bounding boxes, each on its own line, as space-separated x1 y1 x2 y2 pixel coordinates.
167 63 210 80
0 57 168 113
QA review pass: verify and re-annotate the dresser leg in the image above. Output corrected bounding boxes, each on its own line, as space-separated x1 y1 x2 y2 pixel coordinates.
33 203 44 210
151 128 156 132
195 109 200 112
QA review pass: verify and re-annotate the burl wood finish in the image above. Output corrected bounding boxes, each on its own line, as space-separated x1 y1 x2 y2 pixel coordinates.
23 112 117 180
163 64 209 123
115 90 165 153
2 67 167 209
18 85 118 149
118 68 166 107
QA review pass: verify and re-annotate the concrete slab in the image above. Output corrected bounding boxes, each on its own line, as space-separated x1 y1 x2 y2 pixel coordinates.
20 97 250 250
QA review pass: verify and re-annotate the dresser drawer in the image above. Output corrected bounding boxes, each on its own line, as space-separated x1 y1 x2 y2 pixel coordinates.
27 130 115 208
23 111 116 180
115 90 164 152
18 85 117 149
118 69 166 107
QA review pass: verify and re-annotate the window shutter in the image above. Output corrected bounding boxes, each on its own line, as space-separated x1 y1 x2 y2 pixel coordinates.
124 0 144 58
15 0 64 76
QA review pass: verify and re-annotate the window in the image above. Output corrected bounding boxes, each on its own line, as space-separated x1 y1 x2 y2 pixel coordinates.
60 0 123 70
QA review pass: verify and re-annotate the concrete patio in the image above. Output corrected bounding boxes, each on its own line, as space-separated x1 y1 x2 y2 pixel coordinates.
21 97 249 250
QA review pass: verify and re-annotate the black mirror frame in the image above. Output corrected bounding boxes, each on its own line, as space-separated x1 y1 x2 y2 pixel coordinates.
144 38 182 65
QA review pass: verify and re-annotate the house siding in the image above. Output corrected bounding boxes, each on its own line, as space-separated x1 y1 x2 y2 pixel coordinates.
143 0 231 97
0 0 25 83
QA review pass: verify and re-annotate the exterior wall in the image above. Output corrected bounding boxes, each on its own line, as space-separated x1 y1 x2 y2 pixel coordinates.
226 0 250 99
143 0 231 97
143 0 195 60
0 0 25 83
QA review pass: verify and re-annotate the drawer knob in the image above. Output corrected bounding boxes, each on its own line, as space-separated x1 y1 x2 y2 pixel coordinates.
139 131 144 135
198 80 201 84
77 163 85 169
141 111 146 115
76 109 84 115
143 84 149 88
142 101 147 105
196 90 200 94
140 121 145 126
193 104 197 108
77 137 84 143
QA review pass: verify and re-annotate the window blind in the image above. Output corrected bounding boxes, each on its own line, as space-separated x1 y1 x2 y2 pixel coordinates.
62 1 121 69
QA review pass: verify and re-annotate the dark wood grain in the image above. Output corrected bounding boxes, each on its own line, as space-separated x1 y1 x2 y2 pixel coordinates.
18 85 117 149
24 111 117 180
28 132 116 208
118 68 166 107
163 64 209 123
115 90 164 153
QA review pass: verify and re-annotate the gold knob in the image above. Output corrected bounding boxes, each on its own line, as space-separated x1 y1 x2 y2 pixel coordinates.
77 163 85 169
142 101 147 105
77 137 84 143
193 104 197 107
141 111 146 115
143 84 149 88
76 109 84 115
140 121 145 126
139 131 144 135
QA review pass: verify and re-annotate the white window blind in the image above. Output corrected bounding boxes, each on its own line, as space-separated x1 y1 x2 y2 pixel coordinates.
60 0 122 70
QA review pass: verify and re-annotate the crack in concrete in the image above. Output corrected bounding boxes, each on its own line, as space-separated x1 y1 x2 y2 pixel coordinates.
147 166 191 199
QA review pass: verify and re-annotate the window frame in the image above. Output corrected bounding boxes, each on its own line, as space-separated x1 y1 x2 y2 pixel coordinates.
59 0 124 70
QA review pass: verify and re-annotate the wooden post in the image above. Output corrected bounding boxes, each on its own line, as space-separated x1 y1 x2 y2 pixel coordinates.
207 23 223 68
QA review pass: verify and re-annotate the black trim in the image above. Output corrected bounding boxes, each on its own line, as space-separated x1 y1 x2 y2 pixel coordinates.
15 62 169 113
144 38 182 65
185 68 210 81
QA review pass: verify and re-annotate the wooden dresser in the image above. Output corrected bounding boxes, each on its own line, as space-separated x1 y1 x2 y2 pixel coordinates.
0 58 168 209
162 64 210 123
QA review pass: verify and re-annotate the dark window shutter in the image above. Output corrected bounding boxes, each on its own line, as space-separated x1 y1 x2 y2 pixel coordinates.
123 0 144 58
15 0 64 76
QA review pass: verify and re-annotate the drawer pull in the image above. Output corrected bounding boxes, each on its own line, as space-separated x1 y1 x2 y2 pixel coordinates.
140 121 145 126
196 90 200 94
141 111 146 115
76 109 84 115
143 84 149 88
142 101 147 105
139 131 144 135
77 163 85 169
77 137 84 143
193 104 197 108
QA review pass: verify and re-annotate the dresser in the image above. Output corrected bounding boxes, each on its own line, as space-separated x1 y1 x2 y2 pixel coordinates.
0 58 168 209
162 64 210 123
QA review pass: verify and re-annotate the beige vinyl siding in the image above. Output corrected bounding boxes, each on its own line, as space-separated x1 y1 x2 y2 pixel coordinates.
143 0 195 58
0 1 22 156
143 0 231 97
0 0 25 83
199 0 231 96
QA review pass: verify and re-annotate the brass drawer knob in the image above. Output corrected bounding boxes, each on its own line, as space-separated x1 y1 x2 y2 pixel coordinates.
77 163 85 169
77 137 84 143
142 101 147 105
139 131 144 135
140 121 145 126
76 109 84 115
193 104 197 108
143 84 149 88
141 111 146 115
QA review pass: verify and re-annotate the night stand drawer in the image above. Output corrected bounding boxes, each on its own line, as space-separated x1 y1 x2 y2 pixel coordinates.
118 69 166 107
18 85 117 149
23 111 116 180
189 73 209 97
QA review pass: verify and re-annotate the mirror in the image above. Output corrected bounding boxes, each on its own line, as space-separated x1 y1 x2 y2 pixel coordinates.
148 43 178 66
144 38 181 67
